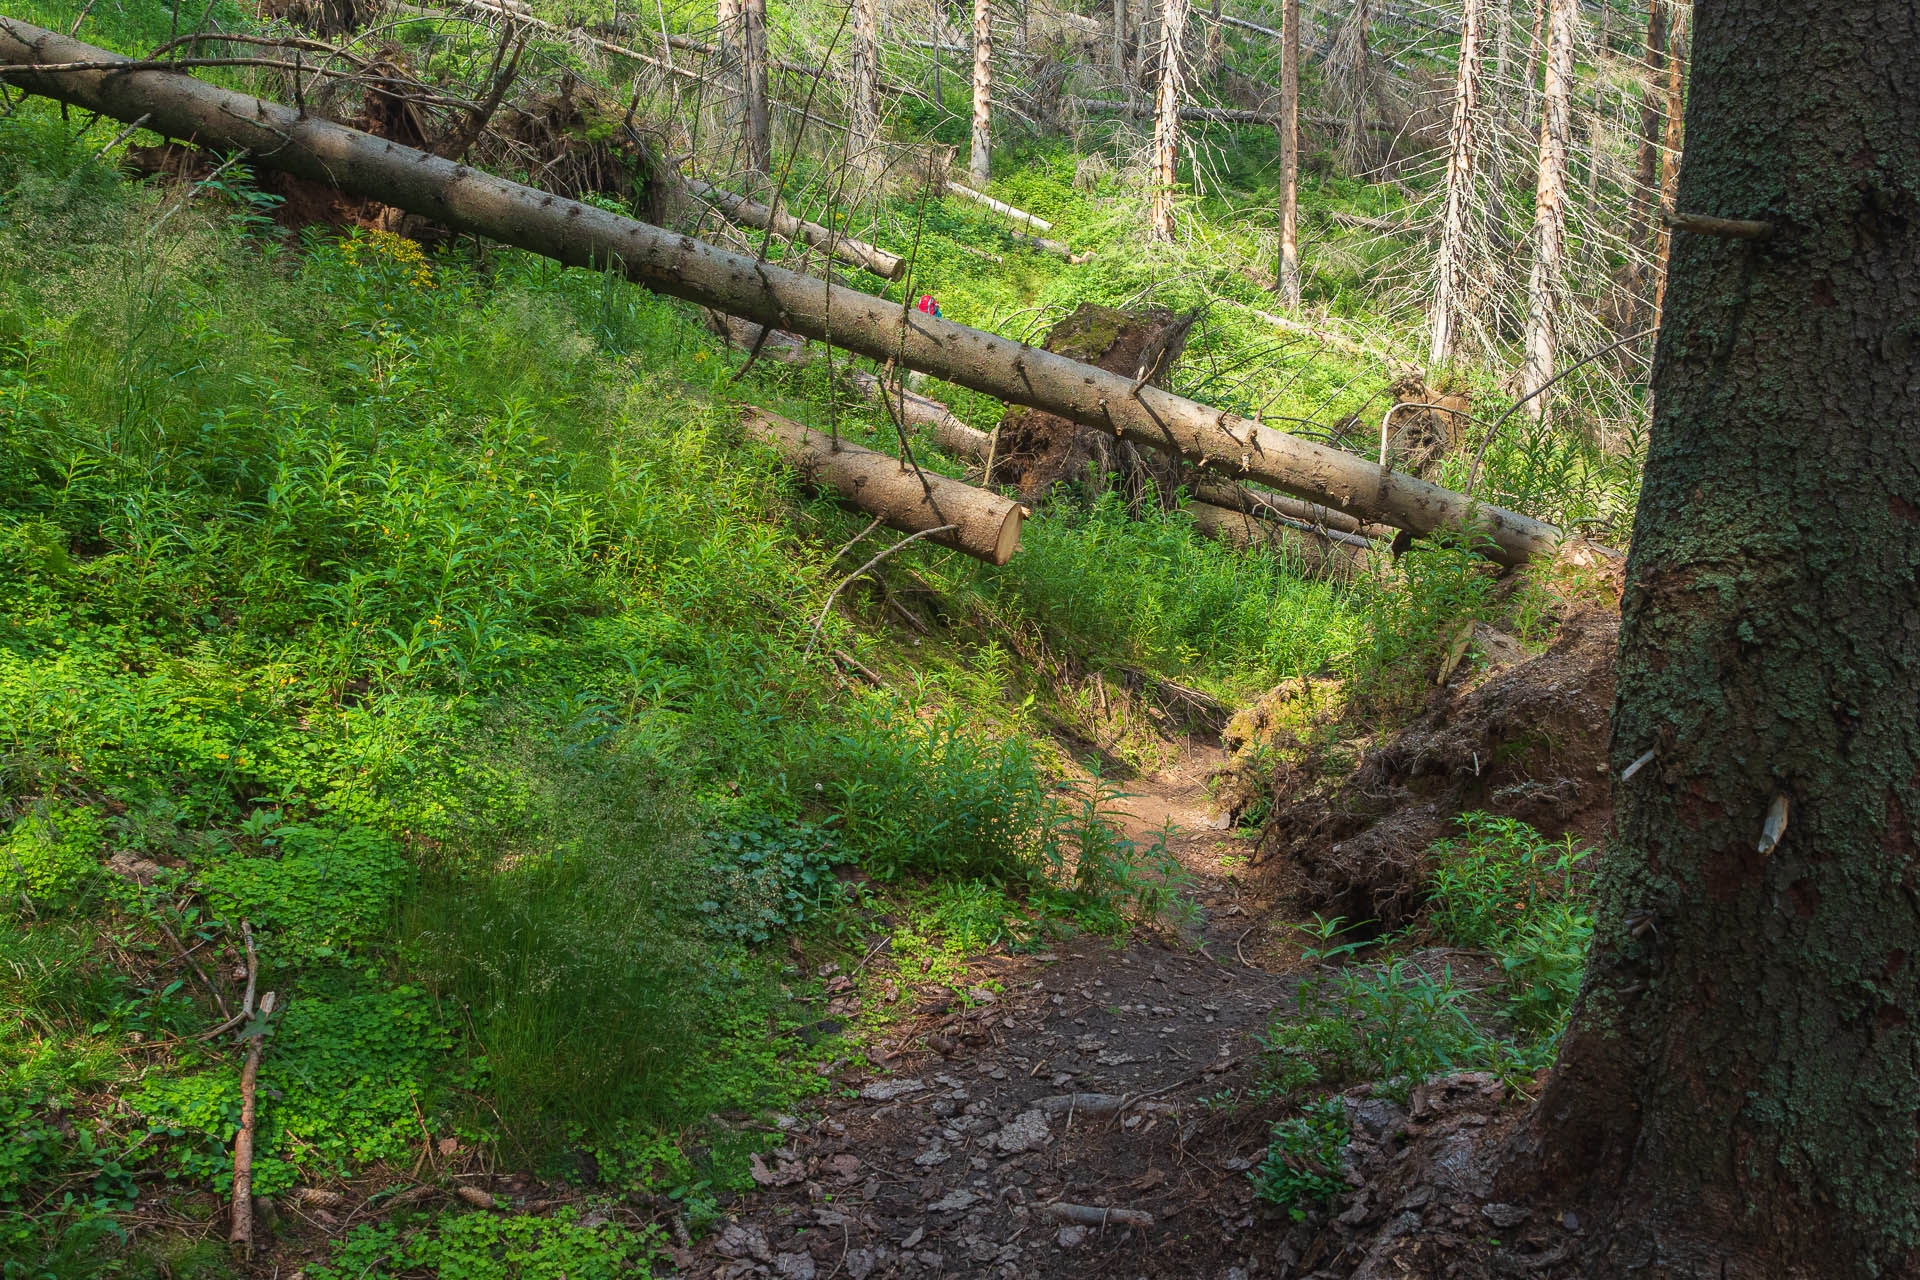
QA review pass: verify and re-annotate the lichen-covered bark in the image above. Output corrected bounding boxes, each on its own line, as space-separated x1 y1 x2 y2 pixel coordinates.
1531 1 1920 1274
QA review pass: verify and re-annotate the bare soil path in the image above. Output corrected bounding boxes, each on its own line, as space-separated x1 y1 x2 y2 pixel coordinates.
682 743 1309 1280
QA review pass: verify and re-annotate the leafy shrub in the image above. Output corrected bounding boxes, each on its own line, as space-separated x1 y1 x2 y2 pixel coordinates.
1426 812 1587 949
1496 899 1593 1039
1252 1097 1351 1219
1346 536 1502 716
699 817 848 944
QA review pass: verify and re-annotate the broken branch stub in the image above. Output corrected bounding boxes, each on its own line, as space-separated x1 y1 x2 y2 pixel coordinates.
0 19 1558 563
745 409 1024 565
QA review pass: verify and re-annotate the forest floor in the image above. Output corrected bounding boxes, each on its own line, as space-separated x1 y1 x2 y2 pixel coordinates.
675 739 1311 1280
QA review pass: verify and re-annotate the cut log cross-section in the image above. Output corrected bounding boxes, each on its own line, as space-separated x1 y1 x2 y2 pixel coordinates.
746 408 1025 564
0 19 1559 563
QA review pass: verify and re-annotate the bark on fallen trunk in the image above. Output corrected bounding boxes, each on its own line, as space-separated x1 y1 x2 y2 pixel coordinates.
1187 500 1371 576
746 408 1024 564
1187 474 1392 540
946 180 1053 232
684 176 905 280
847 370 995 458
0 20 1556 563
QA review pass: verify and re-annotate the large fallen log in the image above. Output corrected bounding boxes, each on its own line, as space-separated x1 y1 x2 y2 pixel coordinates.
683 176 905 281
0 20 1557 563
846 370 994 458
745 409 1024 564
1187 475 1395 541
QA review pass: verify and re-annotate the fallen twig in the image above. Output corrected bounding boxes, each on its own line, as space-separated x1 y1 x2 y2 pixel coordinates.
1039 1200 1154 1229
228 990 277 1253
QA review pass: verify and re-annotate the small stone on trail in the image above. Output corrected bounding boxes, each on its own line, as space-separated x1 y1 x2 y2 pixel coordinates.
718 1224 772 1262
1056 1226 1087 1248
860 1078 927 1101
914 1147 950 1167
989 1110 1053 1154
929 1189 978 1212
774 1251 817 1280
845 1249 877 1280
901 1227 925 1249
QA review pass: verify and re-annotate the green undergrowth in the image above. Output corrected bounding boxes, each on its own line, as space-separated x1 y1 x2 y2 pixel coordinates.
1251 814 1595 1215
0 114 1221 1274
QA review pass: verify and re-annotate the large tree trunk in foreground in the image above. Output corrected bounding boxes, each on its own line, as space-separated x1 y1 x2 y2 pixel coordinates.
1148 0 1190 239
1427 0 1483 366
1275 0 1301 307
684 176 906 279
0 20 1558 563
745 409 1025 564
969 0 993 183
1527 0 1920 1272
1518 0 1571 423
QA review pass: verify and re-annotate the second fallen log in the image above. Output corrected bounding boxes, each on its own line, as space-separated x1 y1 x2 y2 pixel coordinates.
685 176 906 281
746 409 1024 565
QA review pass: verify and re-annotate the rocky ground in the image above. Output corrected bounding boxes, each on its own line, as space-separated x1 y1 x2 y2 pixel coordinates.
678 743 1317 1280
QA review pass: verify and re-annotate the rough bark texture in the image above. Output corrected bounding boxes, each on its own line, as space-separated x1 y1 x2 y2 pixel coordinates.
684 176 906 279
744 409 1025 564
1111 0 1130 83
850 0 882 175
970 0 993 183
0 20 1558 562
715 0 744 147
1149 0 1190 240
741 0 771 172
1519 0 1571 424
1427 0 1483 366
1524 0 1920 1273
1276 0 1302 306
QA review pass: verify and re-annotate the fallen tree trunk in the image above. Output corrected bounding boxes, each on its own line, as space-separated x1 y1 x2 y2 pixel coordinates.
946 180 1053 232
1069 95 1282 125
1187 500 1371 576
0 20 1556 563
1187 474 1393 541
746 409 1024 564
684 176 905 280
847 370 995 458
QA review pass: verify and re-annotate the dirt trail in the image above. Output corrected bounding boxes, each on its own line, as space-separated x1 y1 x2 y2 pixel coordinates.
683 745 1307 1280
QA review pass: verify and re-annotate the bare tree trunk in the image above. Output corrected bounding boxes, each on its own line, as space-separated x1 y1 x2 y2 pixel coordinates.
1149 0 1190 240
1523 0 1544 131
1331 0 1375 174
970 0 993 184
1651 0 1686 321
1112 0 1129 83
1526 0 1920 1269
0 19 1562 562
1620 0 1666 302
1275 0 1302 306
850 0 882 175
742 0 771 173
685 176 906 278
1202 0 1223 80
1428 0 1483 366
1519 0 1571 423
716 0 743 146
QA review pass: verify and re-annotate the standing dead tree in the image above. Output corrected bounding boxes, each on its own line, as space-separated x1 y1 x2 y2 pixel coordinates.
1427 0 1483 366
850 0 883 175
1149 0 1191 238
970 0 994 181
1275 0 1302 305
742 0 770 172
1519 0 1571 423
